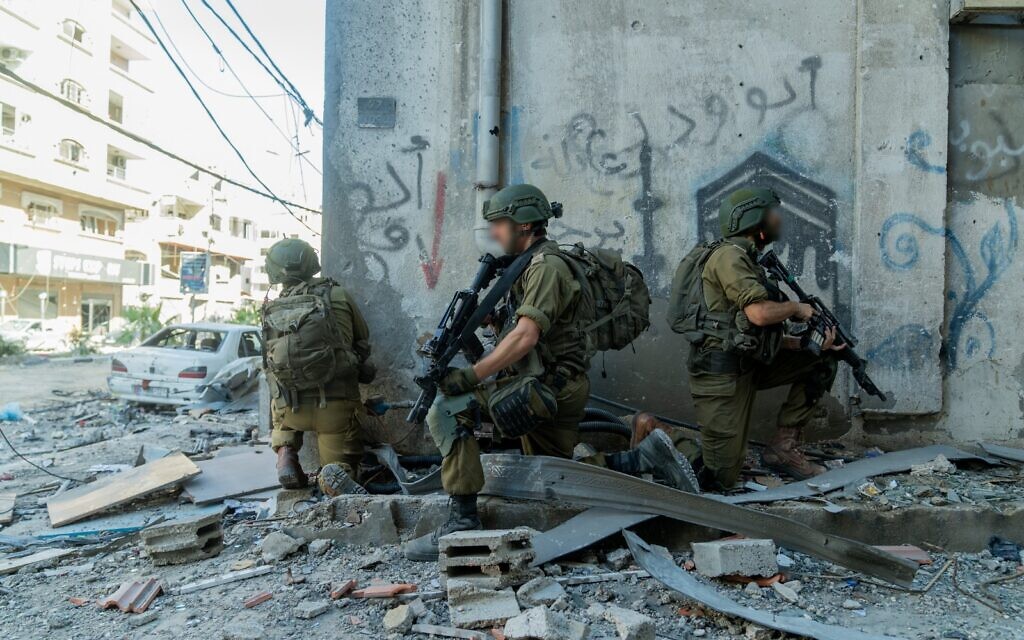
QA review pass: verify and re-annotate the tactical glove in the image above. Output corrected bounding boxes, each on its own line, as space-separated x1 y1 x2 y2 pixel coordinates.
439 366 479 396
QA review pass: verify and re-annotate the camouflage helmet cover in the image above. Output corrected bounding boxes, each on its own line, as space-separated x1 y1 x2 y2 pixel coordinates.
718 187 781 238
482 183 563 224
265 238 321 284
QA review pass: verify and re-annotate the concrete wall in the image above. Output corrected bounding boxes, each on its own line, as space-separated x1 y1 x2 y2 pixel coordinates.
323 0 1024 446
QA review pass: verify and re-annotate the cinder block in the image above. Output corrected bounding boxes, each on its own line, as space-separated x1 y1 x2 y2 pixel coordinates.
691 537 777 578
439 528 538 589
140 511 224 565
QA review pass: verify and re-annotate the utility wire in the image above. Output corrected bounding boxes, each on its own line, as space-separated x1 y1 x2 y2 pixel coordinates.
0 424 85 483
130 0 320 236
176 0 322 176
149 3 283 99
0 64 320 217
211 0 323 127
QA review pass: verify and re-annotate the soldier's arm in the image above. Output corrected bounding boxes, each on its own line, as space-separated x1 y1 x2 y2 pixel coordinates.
706 247 811 327
471 316 541 380
329 287 358 347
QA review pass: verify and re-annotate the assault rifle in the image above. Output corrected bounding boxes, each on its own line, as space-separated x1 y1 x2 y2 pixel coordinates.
758 249 887 401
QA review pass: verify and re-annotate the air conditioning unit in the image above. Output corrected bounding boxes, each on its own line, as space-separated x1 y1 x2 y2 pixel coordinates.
0 46 30 69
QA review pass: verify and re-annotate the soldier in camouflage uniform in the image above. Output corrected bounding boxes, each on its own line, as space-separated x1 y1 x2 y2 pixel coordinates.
404 184 693 562
679 188 843 491
263 239 376 496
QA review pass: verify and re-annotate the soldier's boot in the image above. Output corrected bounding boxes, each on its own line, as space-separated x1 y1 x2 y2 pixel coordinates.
276 446 307 489
605 429 700 493
318 463 367 497
404 494 481 562
762 425 826 480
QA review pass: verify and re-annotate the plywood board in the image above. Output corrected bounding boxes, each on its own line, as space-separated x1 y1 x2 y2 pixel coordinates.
0 493 15 525
0 548 74 575
47 453 200 527
182 449 278 504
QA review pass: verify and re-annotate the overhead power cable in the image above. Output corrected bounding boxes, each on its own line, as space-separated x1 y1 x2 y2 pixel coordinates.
149 3 283 99
206 0 323 127
176 0 322 176
0 64 321 218
129 0 319 236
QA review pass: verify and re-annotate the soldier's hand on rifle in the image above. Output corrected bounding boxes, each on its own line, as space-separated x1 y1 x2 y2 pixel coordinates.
794 303 816 322
439 366 480 396
821 326 847 352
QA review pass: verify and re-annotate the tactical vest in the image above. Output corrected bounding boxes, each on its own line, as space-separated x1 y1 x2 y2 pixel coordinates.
261 279 366 409
667 240 784 370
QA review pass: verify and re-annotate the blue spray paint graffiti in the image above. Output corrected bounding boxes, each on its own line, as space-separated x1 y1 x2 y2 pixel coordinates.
905 130 947 175
876 200 1018 371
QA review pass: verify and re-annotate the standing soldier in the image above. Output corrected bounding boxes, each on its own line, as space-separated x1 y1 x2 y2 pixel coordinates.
404 184 693 562
262 238 376 496
668 188 843 491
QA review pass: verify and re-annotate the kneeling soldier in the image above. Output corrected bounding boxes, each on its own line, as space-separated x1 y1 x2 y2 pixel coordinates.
262 239 376 496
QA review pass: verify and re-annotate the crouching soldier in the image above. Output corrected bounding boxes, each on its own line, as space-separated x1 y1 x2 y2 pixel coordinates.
262 238 376 496
668 188 843 491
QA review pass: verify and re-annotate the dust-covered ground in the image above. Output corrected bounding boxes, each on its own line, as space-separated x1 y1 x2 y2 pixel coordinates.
0 359 1023 640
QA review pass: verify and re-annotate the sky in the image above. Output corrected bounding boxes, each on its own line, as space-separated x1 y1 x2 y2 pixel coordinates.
136 0 325 211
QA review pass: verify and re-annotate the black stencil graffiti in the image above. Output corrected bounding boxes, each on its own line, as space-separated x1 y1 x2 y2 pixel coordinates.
550 220 626 249
695 152 846 322
799 55 822 110
746 79 796 125
630 114 666 287
401 135 430 209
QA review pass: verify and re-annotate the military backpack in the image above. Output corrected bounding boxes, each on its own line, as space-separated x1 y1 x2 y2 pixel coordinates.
557 243 651 353
261 279 355 408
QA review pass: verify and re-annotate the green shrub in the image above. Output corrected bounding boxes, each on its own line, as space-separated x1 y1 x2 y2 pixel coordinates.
118 301 163 345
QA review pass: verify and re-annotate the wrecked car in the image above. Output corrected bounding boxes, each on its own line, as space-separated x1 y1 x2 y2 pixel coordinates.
107 322 262 405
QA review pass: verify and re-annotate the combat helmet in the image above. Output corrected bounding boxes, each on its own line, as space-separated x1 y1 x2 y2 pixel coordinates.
718 187 780 238
482 184 563 224
265 238 321 284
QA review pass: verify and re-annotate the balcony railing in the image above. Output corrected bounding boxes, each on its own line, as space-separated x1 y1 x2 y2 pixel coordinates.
106 163 126 180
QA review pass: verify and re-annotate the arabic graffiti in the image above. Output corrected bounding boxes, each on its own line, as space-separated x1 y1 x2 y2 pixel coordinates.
905 130 947 175
949 113 1024 186
875 200 1019 371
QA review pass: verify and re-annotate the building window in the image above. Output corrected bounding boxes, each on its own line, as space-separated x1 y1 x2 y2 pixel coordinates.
110 50 129 72
80 213 118 237
62 19 86 44
229 217 255 240
108 91 123 123
112 0 133 19
22 192 64 226
59 79 87 105
209 214 222 231
1 102 15 137
58 138 85 164
107 149 127 180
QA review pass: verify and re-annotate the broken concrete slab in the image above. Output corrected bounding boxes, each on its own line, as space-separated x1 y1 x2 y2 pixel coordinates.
447 581 521 630
691 538 777 578
284 500 399 546
516 576 567 608
383 602 416 633
140 510 225 565
504 605 588 640
46 452 200 527
294 600 330 620
481 454 918 586
260 530 304 562
603 605 655 640
624 530 903 640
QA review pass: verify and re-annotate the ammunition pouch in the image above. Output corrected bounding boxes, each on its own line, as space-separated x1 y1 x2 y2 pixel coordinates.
487 376 558 439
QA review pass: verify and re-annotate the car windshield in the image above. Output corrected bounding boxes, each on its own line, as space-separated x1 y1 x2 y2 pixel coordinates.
143 327 227 352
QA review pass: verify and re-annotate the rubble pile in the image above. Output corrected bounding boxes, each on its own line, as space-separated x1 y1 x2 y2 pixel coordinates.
1 371 1023 639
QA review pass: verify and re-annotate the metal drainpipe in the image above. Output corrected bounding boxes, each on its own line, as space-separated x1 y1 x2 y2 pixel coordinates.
473 0 502 253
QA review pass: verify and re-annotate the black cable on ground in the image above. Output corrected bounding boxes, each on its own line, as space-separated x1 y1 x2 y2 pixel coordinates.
589 394 700 431
578 421 632 440
583 407 628 426
0 424 85 483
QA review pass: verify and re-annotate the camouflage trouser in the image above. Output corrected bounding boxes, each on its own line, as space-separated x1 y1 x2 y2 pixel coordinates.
271 398 364 481
689 349 837 489
428 373 590 496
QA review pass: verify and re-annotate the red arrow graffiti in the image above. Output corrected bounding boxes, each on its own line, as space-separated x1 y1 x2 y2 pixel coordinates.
420 171 446 289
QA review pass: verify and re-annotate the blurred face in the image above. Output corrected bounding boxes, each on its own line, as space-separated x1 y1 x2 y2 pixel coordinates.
488 219 532 255
761 206 783 244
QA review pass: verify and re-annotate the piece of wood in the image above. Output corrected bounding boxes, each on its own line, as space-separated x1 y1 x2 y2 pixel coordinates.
0 548 74 575
46 453 200 527
173 565 273 595
181 449 278 504
0 492 15 524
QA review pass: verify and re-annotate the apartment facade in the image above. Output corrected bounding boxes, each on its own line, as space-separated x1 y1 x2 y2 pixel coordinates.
0 0 318 338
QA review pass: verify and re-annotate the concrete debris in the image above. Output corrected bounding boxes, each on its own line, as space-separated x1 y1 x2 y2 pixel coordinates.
139 511 224 565
259 530 304 562
842 598 864 610
504 605 589 640
127 610 159 628
98 576 163 613
174 566 274 595
383 602 417 633
447 579 521 629
605 547 631 570
329 579 357 599
440 528 539 589
409 624 490 640
307 538 332 556
911 454 957 475
771 581 800 604
222 621 265 640
602 605 655 640
294 600 330 619
516 575 567 607
692 538 778 578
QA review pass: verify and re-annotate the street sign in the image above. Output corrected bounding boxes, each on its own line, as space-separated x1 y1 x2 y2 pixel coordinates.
179 252 210 294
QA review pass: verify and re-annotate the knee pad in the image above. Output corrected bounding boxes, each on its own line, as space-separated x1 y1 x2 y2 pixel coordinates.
488 376 557 439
